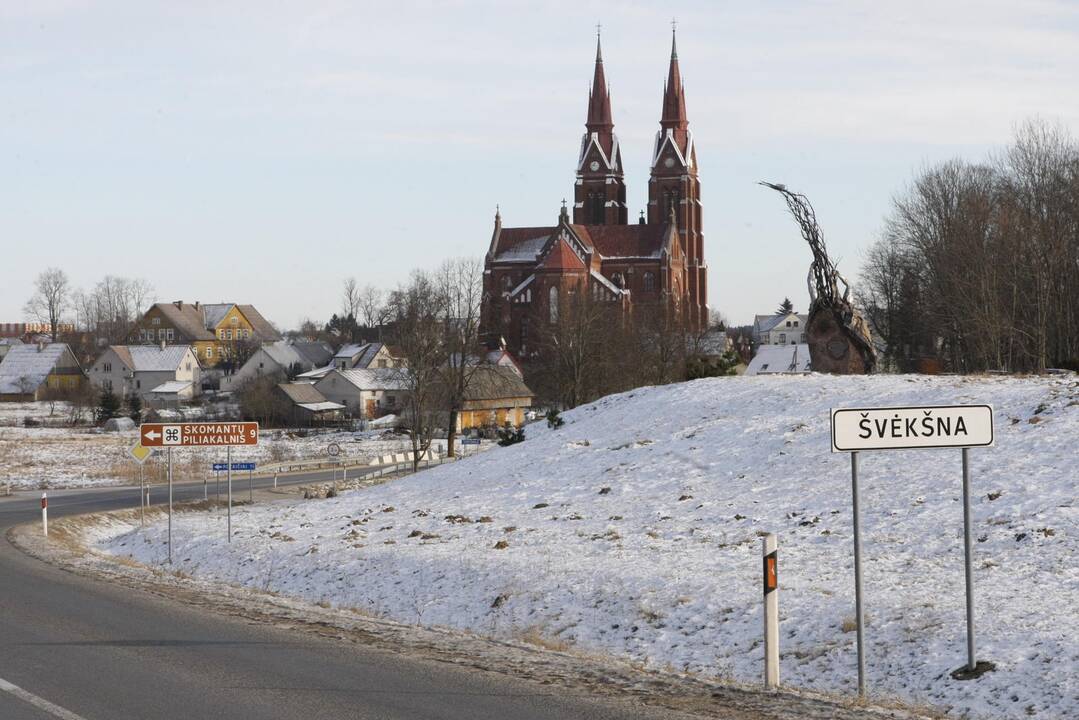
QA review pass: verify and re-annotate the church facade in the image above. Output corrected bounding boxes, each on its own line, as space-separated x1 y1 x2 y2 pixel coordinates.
481 31 708 355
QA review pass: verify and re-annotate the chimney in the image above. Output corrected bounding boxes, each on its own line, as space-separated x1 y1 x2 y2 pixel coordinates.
194 301 200 311
174 301 183 310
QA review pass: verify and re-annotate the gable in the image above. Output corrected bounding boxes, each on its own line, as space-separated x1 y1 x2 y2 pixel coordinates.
539 234 588 271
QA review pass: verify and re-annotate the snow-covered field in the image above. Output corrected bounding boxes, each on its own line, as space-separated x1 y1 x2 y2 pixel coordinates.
86 374 1077 719
0 401 417 488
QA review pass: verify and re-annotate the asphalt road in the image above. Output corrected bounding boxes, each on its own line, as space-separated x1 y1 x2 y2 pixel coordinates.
0 472 701 720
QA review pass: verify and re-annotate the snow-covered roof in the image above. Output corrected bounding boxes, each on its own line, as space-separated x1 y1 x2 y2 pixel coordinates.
296 363 335 380
745 344 811 375
116 345 192 372
590 269 626 296
0 343 76 394
149 380 193 394
508 274 535 298
754 313 809 335
495 235 549 262
334 343 366 360
330 368 409 391
200 303 233 330
297 401 346 412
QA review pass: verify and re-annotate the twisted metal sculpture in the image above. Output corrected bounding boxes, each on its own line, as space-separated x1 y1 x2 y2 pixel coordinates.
760 182 877 374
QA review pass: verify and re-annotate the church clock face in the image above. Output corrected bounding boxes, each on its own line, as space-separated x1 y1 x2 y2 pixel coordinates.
589 160 600 171
664 156 675 168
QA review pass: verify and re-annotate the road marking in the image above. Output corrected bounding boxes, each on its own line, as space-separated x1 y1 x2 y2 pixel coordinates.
0 676 88 720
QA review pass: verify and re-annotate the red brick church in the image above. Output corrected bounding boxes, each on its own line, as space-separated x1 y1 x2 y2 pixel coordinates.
482 30 708 355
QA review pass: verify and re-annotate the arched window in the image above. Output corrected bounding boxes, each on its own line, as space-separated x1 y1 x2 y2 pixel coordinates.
548 286 559 324
502 275 513 292
611 272 624 289
643 272 655 292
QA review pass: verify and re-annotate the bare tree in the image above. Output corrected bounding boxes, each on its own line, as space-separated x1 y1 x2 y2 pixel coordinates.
342 277 361 320
356 284 386 335
433 257 484 457
386 272 447 471
24 268 70 340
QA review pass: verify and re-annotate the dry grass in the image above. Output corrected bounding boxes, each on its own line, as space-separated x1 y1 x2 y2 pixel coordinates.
518 627 572 652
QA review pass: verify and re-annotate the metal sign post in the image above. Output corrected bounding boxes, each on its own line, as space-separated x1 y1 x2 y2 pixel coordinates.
41 492 48 536
248 468 252 503
167 446 173 564
227 446 232 543
830 404 993 696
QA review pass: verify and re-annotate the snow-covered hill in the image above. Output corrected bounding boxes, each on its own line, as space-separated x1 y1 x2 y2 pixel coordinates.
89 374 1078 719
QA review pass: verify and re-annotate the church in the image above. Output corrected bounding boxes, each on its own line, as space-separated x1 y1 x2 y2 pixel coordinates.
481 30 708 355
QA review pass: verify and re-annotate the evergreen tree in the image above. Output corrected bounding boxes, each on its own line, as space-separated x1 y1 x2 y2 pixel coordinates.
97 388 121 423
776 297 794 315
127 393 142 423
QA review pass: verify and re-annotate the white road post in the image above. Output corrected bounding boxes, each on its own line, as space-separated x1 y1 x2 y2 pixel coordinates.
961 448 977 672
139 464 145 527
273 472 278 489
763 533 779 688
40 492 47 536
227 447 232 543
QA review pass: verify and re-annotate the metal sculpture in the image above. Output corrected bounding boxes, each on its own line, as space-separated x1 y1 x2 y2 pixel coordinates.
760 182 877 374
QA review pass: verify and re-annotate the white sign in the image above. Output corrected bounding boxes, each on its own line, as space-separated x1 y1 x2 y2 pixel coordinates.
831 405 993 452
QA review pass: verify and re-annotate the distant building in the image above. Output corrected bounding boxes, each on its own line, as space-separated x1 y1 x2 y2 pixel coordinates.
332 342 405 371
222 340 334 390
753 312 809 346
87 344 201 402
274 383 346 427
314 368 407 419
128 301 281 367
0 337 24 362
744 344 811 376
0 322 75 339
454 366 534 432
0 342 84 401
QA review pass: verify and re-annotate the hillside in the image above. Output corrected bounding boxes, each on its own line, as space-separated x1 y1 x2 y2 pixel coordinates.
89 374 1078 719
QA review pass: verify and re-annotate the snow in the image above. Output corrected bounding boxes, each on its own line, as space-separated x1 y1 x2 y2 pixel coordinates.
86 374 1078 719
746 344 811 375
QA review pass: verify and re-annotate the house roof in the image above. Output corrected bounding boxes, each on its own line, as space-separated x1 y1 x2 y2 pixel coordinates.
0 338 24 347
754 313 809 334
291 341 333 367
296 363 334 380
463 365 534 401
334 343 366 360
148 380 192 394
277 382 329 405
297 401 346 412
201 303 233 330
111 345 192 372
0 343 77 394
151 303 215 340
235 304 281 341
745 344 812 375
328 368 409 391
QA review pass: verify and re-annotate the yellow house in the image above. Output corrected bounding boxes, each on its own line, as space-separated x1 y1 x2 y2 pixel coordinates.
454 366 534 432
130 302 281 368
0 342 85 401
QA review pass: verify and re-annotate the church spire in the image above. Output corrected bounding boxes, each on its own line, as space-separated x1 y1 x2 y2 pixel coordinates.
660 23 688 133
586 30 613 138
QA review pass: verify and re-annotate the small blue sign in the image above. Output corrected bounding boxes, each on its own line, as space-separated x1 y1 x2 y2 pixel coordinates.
212 462 256 471
462 438 481 445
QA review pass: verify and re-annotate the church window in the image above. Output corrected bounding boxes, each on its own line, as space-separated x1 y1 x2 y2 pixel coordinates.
611 272 624 289
643 272 655 292
589 192 604 224
548 286 559 324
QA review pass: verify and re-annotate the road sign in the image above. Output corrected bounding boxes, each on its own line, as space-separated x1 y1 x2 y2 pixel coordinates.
212 462 256 471
327 443 341 457
129 442 152 464
140 422 259 447
830 405 993 452
462 438 481 445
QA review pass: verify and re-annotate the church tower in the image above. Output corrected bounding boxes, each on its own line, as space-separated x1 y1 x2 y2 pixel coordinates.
647 27 706 328
574 32 628 225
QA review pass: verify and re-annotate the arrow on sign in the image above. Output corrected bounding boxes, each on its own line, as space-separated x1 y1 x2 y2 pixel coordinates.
144 430 161 441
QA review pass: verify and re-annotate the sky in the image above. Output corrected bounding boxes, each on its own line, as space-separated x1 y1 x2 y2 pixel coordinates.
4 1 1079 330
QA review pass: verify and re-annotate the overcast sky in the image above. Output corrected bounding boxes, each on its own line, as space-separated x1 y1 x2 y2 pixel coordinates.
4 1 1079 330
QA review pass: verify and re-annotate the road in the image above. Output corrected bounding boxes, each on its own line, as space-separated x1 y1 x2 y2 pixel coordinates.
0 471 702 720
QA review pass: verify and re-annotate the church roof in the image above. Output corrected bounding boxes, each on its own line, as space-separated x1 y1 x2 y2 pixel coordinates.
572 224 667 258
539 235 587 271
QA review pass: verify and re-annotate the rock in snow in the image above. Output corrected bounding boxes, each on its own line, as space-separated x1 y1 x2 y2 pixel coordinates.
90 374 1078 719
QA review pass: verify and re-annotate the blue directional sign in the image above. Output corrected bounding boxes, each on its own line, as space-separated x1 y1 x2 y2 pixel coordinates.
462 438 481 445
212 462 257 471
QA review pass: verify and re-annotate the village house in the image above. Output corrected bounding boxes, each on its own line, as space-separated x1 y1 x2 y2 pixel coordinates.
274 383 346 427
128 301 281 368
454 365 534 432
297 342 406 382
0 337 24 362
0 342 84 401
221 340 334 390
87 344 201 402
753 312 809 346
314 368 407 419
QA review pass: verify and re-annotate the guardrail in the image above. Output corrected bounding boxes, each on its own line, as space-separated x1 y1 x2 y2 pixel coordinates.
261 450 446 476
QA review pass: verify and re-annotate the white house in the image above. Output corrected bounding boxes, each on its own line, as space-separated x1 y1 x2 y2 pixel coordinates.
88 344 201 402
332 342 405 371
745 344 812 376
314 368 408 418
753 312 809 346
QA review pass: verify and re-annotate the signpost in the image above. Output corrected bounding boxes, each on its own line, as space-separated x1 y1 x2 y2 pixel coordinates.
762 533 779 689
129 442 152 527
830 404 993 697
140 423 259 560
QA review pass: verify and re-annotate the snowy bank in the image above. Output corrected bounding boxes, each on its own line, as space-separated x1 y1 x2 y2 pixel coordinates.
88 374 1078 719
